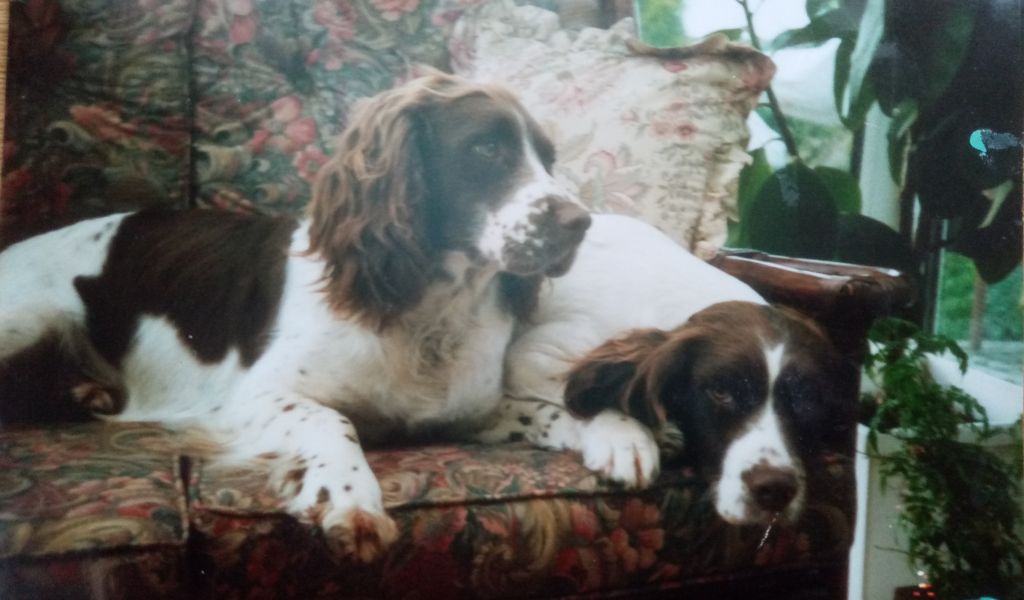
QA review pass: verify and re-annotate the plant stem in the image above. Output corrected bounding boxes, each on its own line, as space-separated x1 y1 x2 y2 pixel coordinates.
735 0 802 161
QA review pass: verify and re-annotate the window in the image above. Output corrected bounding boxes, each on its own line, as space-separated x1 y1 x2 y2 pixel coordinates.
642 0 1022 387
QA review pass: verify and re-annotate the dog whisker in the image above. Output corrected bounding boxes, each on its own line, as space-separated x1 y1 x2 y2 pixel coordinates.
756 512 780 552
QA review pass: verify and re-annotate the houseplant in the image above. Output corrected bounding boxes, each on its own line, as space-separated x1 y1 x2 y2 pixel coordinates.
861 317 1024 599
726 0 1020 287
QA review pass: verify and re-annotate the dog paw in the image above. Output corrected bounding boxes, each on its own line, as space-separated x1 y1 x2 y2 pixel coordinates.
70 381 122 415
541 406 582 450
578 410 659 489
324 509 399 563
284 463 397 563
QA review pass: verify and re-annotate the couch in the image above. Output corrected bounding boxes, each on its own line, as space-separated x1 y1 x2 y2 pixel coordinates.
0 0 912 598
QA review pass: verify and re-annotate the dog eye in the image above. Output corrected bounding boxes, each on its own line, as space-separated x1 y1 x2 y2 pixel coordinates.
706 387 736 410
471 141 501 161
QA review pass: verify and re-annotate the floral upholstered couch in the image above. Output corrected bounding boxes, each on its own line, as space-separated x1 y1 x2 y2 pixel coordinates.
1 0 865 598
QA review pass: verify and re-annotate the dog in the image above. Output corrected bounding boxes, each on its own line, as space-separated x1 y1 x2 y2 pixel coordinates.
480 215 855 526
0 72 592 562
562 301 857 525
475 214 764 486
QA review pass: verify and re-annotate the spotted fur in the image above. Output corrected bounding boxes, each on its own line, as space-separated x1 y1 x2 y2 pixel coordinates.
0 73 590 562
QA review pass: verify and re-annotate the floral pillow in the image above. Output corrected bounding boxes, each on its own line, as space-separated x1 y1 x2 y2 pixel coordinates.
450 1 775 255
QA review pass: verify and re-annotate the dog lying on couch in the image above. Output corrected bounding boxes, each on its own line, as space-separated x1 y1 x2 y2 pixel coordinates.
0 73 849 564
493 213 855 528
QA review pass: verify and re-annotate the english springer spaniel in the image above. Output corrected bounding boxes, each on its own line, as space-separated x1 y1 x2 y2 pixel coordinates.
0 73 592 562
490 215 855 526
562 301 856 525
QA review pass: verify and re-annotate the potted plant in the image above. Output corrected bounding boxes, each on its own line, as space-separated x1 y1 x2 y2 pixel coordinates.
723 0 1020 289
860 318 1023 599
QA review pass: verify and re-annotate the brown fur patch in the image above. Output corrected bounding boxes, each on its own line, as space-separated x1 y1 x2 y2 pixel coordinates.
74 209 296 367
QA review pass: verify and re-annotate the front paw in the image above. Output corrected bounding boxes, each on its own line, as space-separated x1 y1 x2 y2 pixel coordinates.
579 410 660 489
70 381 123 415
284 466 398 563
323 508 399 563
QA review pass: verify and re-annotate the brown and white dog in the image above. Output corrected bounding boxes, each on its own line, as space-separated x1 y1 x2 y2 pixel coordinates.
562 301 857 525
0 73 593 561
490 215 856 526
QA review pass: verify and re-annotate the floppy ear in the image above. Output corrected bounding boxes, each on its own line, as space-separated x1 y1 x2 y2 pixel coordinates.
618 327 707 428
564 328 669 422
306 84 436 330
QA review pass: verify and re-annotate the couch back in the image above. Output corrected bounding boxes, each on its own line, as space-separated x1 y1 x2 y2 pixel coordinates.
1 0 771 254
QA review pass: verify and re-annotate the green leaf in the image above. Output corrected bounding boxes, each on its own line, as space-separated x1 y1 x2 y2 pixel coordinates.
731 148 773 247
833 36 854 121
916 2 978 111
769 9 856 52
813 166 861 214
806 0 840 19
837 0 884 127
707 27 746 42
744 162 839 259
886 98 918 184
754 105 779 134
635 0 687 48
769 17 837 51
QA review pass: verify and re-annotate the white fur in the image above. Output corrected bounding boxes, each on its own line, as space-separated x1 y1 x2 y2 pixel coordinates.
578 410 660 489
505 214 764 403
0 213 127 363
478 116 581 268
484 214 766 486
714 344 805 525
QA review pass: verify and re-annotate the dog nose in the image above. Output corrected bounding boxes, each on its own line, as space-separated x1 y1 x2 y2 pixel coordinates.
742 466 798 513
550 199 592 234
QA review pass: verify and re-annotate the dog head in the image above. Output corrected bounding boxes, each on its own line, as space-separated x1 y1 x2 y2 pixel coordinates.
307 72 590 328
565 301 857 525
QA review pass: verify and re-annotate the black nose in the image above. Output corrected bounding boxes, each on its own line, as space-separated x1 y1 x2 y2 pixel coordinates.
742 466 798 513
550 200 592 234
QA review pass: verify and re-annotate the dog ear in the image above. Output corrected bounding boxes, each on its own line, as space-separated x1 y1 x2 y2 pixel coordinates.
564 328 669 421
617 326 708 428
306 82 438 330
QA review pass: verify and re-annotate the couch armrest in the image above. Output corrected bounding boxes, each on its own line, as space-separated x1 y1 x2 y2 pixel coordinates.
709 249 916 362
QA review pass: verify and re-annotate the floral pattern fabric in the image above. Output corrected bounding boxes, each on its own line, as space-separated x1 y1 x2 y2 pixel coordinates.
190 0 486 214
450 1 775 255
0 424 853 598
1 0 489 240
0 550 184 600
189 442 854 598
0 423 185 558
0 423 187 599
2 0 193 248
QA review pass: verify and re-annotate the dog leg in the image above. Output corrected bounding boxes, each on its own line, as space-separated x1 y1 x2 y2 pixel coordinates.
0 306 76 362
474 397 582 449
474 399 660 489
216 396 397 563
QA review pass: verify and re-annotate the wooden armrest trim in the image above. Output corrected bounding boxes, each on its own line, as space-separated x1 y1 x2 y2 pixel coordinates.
719 249 904 279
710 251 916 319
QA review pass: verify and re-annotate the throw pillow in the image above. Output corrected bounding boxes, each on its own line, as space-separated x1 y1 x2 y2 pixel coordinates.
450 1 774 255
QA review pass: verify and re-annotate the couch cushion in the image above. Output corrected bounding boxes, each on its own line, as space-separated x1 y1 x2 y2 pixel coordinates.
1 0 192 247
450 1 775 255
189 0 488 215
0 422 187 598
188 443 854 598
